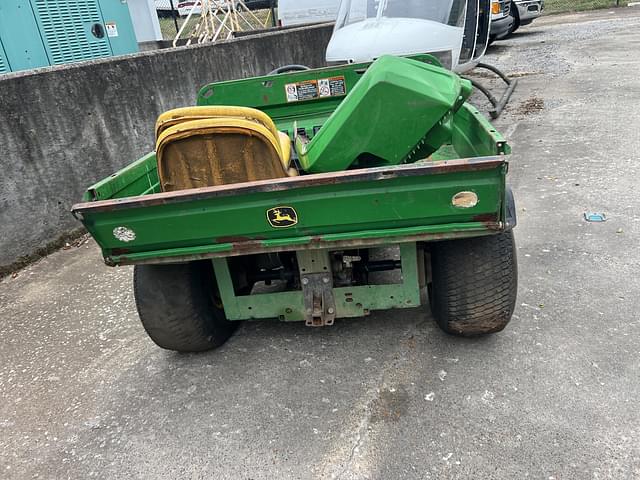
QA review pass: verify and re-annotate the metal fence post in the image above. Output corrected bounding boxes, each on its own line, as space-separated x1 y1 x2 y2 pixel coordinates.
169 0 179 33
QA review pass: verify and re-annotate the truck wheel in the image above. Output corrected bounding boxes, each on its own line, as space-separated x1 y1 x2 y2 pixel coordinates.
428 231 517 336
508 2 521 36
133 261 237 352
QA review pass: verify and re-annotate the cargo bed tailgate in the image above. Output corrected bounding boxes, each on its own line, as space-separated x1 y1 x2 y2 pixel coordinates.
72 157 507 266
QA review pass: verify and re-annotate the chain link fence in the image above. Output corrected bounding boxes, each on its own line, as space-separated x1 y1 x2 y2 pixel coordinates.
154 0 193 40
153 0 276 41
152 0 630 41
544 0 628 14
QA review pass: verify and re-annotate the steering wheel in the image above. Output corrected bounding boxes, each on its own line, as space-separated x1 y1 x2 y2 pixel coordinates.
267 65 311 75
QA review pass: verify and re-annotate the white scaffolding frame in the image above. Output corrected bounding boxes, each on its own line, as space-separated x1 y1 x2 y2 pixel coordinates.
173 0 272 47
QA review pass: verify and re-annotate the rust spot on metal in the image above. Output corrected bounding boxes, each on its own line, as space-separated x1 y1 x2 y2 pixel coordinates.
229 239 268 254
108 227 504 266
110 248 131 255
215 235 262 243
472 213 498 223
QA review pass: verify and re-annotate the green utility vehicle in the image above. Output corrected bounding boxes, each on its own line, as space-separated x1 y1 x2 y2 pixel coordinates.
72 55 518 352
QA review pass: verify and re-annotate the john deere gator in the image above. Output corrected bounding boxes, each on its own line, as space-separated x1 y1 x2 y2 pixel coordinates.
72 55 518 352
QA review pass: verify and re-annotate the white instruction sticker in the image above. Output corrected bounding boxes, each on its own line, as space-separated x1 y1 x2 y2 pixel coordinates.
318 78 331 97
285 83 298 102
284 76 347 102
106 22 119 37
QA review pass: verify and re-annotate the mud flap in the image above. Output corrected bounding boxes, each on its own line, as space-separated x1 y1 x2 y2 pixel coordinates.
505 186 517 230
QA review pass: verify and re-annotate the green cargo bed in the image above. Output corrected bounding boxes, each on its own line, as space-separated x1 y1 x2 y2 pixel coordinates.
72 91 510 267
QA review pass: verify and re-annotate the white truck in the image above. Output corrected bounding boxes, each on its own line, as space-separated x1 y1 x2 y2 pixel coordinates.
277 0 340 26
491 0 544 41
511 0 544 32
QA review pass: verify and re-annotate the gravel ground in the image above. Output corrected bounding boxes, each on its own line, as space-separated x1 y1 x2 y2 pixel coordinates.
2 8 640 479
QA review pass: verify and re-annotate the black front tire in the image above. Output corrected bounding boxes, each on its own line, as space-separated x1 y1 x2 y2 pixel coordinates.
508 2 521 36
133 261 237 352
428 231 518 336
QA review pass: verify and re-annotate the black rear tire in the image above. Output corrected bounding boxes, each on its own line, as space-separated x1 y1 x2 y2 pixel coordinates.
133 261 237 352
428 231 518 336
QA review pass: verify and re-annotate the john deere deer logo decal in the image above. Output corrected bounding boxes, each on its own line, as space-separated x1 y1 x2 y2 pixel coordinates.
267 207 298 228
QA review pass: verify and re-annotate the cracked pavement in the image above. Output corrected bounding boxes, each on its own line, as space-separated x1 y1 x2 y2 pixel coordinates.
2 8 640 479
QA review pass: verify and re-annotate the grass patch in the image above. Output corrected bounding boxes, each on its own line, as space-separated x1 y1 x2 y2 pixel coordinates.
544 0 628 14
158 9 275 40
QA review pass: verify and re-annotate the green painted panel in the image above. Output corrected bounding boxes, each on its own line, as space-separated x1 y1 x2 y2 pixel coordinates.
212 243 421 322
451 103 511 158
432 104 510 161
295 56 472 173
212 257 305 321
196 54 445 140
105 222 496 266
83 152 160 201
75 162 505 263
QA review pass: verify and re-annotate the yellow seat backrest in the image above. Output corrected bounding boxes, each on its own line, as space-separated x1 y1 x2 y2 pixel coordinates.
156 106 281 140
156 117 292 192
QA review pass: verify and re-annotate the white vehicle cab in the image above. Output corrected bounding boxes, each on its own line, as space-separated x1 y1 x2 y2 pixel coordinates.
277 0 341 26
325 0 491 73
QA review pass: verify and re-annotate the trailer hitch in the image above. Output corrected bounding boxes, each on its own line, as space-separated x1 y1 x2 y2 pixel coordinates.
297 251 336 327
301 273 337 327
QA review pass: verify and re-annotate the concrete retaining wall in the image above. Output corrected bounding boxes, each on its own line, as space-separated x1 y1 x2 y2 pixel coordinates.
0 23 334 274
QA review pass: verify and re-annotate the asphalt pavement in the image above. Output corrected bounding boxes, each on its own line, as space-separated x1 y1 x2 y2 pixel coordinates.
2 8 640 479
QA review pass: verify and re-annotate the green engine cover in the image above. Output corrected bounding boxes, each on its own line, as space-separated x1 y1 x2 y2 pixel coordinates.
295 55 473 173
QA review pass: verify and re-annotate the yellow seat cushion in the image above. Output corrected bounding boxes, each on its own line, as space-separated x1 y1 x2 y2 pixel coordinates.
156 117 291 191
277 131 292 170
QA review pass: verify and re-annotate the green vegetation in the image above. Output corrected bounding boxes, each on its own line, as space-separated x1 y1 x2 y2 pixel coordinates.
158 9 274 40
544 0 628 15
